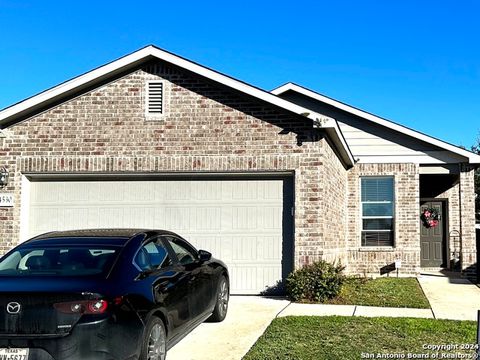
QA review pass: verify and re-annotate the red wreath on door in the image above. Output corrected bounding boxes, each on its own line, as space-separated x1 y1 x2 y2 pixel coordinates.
421 208 439 228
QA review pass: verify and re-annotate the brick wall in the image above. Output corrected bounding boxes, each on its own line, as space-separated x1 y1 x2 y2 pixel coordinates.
295 137 348 267
346 163 420 276
318 138 348 266
0 60 349 271
460 166 477 277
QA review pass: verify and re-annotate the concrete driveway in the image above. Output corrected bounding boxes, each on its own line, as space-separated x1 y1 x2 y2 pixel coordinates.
167 296 290 360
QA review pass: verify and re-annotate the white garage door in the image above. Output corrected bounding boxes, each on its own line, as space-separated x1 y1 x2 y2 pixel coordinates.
25 177 291 294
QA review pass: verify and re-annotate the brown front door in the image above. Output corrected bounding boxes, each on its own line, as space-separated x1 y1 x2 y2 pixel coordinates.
420 200 446 267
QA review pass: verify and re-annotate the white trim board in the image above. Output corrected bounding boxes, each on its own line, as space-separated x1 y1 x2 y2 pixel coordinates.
272 82 480 164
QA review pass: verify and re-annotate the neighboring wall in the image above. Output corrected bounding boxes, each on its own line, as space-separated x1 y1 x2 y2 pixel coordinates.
0 60 349 271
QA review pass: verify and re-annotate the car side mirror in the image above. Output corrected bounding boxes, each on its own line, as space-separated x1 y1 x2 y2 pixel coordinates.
198 250 212 263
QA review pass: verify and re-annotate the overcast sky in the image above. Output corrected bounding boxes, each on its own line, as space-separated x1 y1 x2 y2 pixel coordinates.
0 0 479 148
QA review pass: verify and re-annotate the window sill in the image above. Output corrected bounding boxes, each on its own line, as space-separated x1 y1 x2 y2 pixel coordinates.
358 247 395 252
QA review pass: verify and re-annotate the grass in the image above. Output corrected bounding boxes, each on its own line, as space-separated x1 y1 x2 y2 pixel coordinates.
326 277 431 308
243 316 477 360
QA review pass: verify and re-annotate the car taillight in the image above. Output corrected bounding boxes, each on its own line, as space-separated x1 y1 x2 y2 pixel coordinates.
54 299 108 314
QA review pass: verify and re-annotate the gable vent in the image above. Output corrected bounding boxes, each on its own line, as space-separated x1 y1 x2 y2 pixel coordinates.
146 81 164 115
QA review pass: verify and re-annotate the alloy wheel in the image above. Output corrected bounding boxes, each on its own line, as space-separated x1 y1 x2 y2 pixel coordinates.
147 323 166 360
218 279 229 317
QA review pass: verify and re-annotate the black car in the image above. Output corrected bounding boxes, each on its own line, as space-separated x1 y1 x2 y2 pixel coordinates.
0 229 229 360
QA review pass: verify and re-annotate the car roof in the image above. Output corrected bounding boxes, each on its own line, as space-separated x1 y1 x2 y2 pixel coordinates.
22 228 177 247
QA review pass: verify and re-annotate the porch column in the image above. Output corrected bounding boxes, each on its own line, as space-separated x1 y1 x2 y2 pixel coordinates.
460 164 477 278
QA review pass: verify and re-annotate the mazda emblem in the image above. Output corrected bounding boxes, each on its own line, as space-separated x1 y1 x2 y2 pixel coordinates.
6 302 21 314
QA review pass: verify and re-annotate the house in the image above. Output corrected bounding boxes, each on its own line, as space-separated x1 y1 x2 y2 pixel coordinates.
0 45 478 294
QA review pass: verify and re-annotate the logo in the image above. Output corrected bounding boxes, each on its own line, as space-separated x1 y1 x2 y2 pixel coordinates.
6 302 21 314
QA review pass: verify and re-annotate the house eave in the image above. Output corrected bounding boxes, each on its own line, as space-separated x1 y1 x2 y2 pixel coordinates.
272 82 480 165
0 45 356 170
0 46 328 129
316 118 355 168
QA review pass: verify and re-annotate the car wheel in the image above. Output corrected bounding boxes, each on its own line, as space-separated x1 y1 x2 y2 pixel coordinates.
209 275 229 322
140 316 167 360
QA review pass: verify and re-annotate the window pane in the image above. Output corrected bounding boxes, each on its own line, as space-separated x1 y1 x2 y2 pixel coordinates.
362 203 393 217
166 237 197 265
0 246 120 276
363 218 393 230
135 241 171 270
361 178 394 202
361 231 393 246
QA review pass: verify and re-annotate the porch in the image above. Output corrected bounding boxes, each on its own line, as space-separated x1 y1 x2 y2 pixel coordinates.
419 164 476 278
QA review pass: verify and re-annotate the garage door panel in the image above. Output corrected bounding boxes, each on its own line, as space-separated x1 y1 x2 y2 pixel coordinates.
64 208 90 228
124 183 154 202
194 208 222 230
264 181 283 200
123 207 156 228
230 265 282 295
165 182 192 200
31 183 62 203
232 207 258 229
189 236 226 260
192 181 223 200
98 182 126 202
261 206 282 229
262 236 282 260
30 207 60 233
163 207 190 230
26 178 291 294
232 236 257 261
64 183 92 202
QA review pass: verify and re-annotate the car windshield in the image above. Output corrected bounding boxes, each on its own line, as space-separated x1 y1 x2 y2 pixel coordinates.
0 246 121 276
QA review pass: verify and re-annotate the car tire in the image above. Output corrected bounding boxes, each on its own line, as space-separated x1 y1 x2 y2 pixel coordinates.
208 275 229 322
140 316 167 360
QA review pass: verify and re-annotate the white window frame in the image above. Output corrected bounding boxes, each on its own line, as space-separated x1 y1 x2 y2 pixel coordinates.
360 176 395 247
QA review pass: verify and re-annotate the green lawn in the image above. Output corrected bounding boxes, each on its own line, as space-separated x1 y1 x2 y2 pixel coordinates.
327 277 430 308
243 316 477 360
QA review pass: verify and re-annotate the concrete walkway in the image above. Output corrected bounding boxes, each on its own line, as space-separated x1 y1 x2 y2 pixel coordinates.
278 303 434 318
417 272 480 321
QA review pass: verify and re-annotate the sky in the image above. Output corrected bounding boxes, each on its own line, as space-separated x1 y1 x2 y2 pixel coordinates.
0 0 479 148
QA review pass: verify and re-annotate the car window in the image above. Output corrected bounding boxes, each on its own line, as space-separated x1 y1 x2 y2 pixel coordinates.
0 246 120 276
165 237 197 265
134 240 171 271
